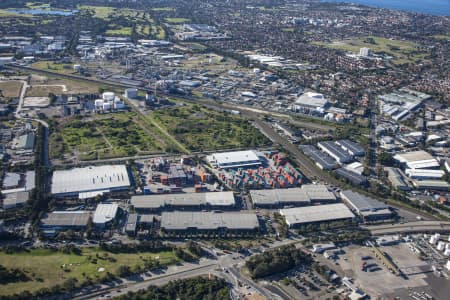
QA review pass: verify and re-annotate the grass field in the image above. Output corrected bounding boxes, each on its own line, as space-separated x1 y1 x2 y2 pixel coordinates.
165 17 190 24
78 5 116 19
0 81 23 98
312 36 427 64
25 85 64 97
32 61 74 74
50 112 167 161
106 26 132 36
0 248 177 296
151 104 271 151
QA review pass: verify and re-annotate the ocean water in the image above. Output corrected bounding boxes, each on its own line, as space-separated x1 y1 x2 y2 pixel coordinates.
322 0 450 16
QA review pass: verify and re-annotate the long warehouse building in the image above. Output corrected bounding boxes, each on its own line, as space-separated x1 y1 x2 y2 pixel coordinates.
51 165 130 199
280 203 355 228
318 141 353 164
393 150 440 169
250 184 336 208
131 191 235 212
161 211 259 235
340 190 393 222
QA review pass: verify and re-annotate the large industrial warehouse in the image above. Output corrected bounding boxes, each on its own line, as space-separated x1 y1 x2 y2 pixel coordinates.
207 150 262 169
250 184 336 208
40 211 91 235
340 190 393 222
335 139 365 157
299 145 337 170
393 150 440 169
160 211 259 235
280 203 355 228
318 141 353 164
130 191 236 212
51 165 131 198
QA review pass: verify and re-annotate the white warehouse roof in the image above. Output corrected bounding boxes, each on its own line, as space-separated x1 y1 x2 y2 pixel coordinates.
207 150 261 169
93 203 119 224
295 92 328 108
280 203 354 227
51 165 130 196
393 151 439 169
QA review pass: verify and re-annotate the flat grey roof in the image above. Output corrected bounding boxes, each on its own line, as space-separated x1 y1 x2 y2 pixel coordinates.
336 140 365 155
340 190 388 212
131 191 235 209
318 141 352 162
51 165 130 195
280 203 354 226
250 184 335 206
2 191 29 208
41 211 91 227
161 212 259 230
336 168 367 185
3 172 20 189
300 145 337 169
138 214 158 223
126 213 138 232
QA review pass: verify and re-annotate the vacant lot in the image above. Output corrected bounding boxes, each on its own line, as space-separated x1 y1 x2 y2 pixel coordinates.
313 36 428 64
0 81 23 98
32 61 75 75
0 248 177 296
50 113 165 160
26 85 65 97
50 112 167 161
151 104 271 151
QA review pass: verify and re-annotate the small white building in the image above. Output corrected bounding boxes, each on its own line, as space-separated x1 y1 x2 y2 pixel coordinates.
93 203 119 228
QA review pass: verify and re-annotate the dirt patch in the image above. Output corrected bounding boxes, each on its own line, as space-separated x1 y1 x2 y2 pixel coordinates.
25 85 64 97
0 81 23 98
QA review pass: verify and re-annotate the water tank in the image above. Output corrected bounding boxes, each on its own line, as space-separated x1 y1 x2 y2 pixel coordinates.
94 99 104 108
445 249 450 256
448 235 450 242
437 241 445 251
102 102 111 110
125 88 138 99
73 64 81 71
447 260 450 271
435 233 441 239
102 92 115 101
446 243 450 250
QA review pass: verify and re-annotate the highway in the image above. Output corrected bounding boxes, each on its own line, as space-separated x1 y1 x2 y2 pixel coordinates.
363 221 450 235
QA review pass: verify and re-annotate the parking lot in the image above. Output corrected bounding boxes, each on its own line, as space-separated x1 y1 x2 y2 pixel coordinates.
336 243 441 298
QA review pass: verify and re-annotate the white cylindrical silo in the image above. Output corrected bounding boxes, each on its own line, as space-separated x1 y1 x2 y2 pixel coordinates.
444 249 450 256
102 92 115 101
437 241 445 251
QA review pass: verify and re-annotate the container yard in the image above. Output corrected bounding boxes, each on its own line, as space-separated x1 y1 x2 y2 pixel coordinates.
213 151 303 190
137 156 218 194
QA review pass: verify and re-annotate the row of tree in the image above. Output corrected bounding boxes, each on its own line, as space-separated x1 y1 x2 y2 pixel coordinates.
116 276 230 300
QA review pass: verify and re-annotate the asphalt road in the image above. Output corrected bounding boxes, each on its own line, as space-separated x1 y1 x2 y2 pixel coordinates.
363 221 450 235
